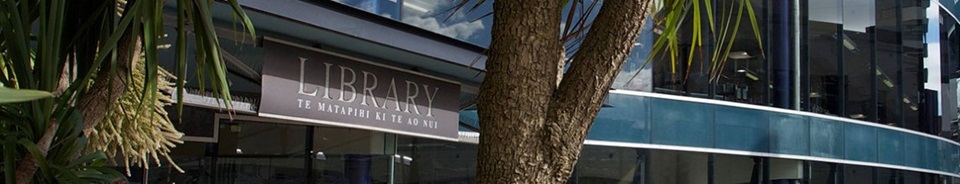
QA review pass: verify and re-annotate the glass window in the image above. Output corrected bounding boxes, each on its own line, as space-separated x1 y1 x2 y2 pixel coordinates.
904 134 924 168
394 136 477 183
941 9 960 140
714 154 762 184
648 150 709 184
613 18 656 92
901 0 925 131
843 124 878 162
147 142 215 183
843 165 875 184
215 121 310 183
875 0 903 127
334 0 400 20
876 168 898 184
715 108 769 152
573 146 648 183
400 0 493 46
809 161 840 184
877 128 905 165
810 118 844 159
312 127 392 184
806 0 843 116
588 94 651 143
769 114 810 155
769 158 803 184
650 98 714 147
843 0 877 122
158 26 263 95
903 170 923 184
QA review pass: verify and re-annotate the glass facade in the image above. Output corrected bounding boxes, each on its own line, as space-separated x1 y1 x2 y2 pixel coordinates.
329 0 960 137
145 0 960 183
149 124 956 183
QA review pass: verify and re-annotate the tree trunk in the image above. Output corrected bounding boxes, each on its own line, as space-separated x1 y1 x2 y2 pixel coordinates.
14 121 59 184
77 34 139 137
475 0 651 183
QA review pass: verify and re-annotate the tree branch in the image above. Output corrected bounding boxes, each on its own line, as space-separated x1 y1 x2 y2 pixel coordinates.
542 0 652 179
14 120 59 184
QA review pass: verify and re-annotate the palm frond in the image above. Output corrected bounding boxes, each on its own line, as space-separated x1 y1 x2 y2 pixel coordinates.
0 0 255 182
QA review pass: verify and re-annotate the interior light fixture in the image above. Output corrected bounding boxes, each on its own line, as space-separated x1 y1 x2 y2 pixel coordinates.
394 154 414 165
875 69 894 88
810 92 821 98
728 51 753 59
849 114 866 119
744 71 759 81
835 33 859 52
314 151 327 160
882 79 894 88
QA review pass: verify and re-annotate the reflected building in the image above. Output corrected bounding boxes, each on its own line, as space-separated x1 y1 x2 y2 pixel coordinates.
143 0 960 183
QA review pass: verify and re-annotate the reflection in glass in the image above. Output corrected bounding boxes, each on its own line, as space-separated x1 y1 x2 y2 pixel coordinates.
768 158 802 184
334 0 400 20
842 165 874 184
843 0 877 122
876 168 898 184
641 0 769 105
901 0 925 131
940 9 960 140
810 162 840 184
215 121 310 183
806 0 842 116
648 150 708 184
574 146 647 183
714 154 762 184
875 0 903 127
394 136 477 184
147 142 214 183
312 127 391 184
614 18 655 92
400 0 492 46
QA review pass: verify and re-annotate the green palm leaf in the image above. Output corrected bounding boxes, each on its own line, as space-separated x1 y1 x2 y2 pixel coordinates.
0 87 52 104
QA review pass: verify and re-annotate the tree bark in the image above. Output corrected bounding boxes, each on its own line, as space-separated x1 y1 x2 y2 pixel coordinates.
475 0 651 183
76 33 139 137
14 121 59 184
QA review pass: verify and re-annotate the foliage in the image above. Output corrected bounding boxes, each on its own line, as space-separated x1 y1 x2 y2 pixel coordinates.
0 0 254 183
0 88 52 104
452 0 763 84
642 0 764 83
86 59 182 176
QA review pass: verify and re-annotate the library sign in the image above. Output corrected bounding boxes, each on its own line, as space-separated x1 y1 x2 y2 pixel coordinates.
259 39 460 141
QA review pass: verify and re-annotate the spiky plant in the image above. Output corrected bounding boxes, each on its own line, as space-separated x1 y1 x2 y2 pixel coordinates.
86 58 183 176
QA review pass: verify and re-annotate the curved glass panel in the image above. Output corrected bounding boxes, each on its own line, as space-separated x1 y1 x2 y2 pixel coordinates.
715 108 769 152
588 94 651 143
877 128 905 165
810 118 845 159
769 114 810 155
650 98 714 147
843 124 878 162
577 91 960 176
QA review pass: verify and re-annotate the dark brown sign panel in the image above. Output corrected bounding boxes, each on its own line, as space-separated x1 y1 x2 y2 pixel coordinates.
259 39 461 141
